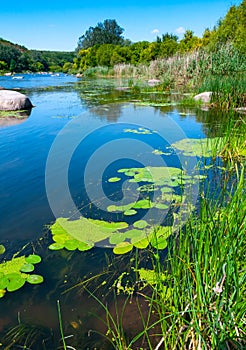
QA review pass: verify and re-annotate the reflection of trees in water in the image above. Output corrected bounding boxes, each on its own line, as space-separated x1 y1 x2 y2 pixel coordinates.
90 103 123 122
0 109 32 128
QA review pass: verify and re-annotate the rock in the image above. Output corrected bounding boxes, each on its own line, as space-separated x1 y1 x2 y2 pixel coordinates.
148 79 161 86
76 73 83 78
234 107 246 114
194 91 213 103
0 90 33 111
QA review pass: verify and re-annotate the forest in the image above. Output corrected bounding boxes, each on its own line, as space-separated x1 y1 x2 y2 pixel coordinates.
0 0 245 74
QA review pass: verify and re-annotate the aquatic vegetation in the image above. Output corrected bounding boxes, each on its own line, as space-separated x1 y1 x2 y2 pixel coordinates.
0 244 6 254
49 217 129 251
108 176 121 183
0 254 43 298
49 214 173 255
152 149 165 155
123 127 156 135
170 137 222 157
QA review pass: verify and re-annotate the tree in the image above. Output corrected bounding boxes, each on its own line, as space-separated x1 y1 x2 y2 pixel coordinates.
77 19 124 50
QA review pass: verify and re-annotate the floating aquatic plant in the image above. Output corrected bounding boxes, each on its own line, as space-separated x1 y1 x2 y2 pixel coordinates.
108 177 121 183
170 137 222 157
123 127 156 135
0 254 43 298
49 215 173 255
0 245 6 255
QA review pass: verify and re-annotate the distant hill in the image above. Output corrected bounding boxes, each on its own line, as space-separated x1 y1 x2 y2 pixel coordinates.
0 38 75 73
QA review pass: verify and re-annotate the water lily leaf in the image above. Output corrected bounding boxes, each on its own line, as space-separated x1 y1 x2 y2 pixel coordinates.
49 242 65 250
64 240 79 251
133 199 153 209
124 209 137 216
171 138 221 158
77 241 94 251
152 149 165 155
53 234 67 243
150 226 172 249
132 238 149 249
0 245 6 255
160 187 173 194
0 275 9 289
137 184 155 193
133 220 148 229
0 256 26 275
20 263 35 273
107 205 118 212
27 274 44 284
151 238 167 250
7 276 25 292
108 177 121 183
109 233 126 245
154 203 169 210
0 289 6 298
124 229 144 239
25 255 41 264
113 242 133 255
117 168 129 173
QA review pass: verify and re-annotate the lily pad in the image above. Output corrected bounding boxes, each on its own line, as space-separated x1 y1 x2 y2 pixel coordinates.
133 199 153 209
0 253 43 297
171 138 221 158
132 238 149 249
124 209 137 216
20 263 35 273
25 255 42 264
133 220 148 229
123 127 153 135
108 177 121 183
113 242 133 255
49 242 65 250
27 274 44 284
49 217 129 252
7 276 26 292
77 241 94 251
154 203 169 210
0 289 6 298
0 245 6 255
152 149 165 155
109 233 126 245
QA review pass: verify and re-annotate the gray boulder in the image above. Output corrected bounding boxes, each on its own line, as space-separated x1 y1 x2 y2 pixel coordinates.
194 91 213 103
0 90 33 111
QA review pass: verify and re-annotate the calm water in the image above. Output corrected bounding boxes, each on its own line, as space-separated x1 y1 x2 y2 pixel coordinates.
0 74 218 347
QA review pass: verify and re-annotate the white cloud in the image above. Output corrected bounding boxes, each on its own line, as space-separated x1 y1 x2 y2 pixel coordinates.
175 26 185 34
151 29 160 34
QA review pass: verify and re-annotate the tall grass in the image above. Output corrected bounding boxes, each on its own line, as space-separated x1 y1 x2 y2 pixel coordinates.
85 44 246 106
149 166 245 349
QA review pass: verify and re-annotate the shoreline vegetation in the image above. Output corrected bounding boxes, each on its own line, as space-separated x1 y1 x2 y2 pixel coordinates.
0 1 245 349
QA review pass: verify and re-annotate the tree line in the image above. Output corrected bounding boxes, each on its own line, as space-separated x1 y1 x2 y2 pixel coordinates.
73 1 246 72
0 0 245 74
0 38 74 73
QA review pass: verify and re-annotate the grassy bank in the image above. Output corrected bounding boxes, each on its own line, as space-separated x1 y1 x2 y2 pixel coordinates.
80 44 246 109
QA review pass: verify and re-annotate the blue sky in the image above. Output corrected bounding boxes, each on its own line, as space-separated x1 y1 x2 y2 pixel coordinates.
0 0 238 51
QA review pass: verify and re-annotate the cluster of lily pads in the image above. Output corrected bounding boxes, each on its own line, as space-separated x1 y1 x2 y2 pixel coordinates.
49 163 208 255
170 137 222 158
48 137 221 256
123 127 156 135
0 253 43 298
49 216 172 255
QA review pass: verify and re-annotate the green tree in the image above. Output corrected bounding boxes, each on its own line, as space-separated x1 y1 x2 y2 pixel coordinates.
77 19 124 50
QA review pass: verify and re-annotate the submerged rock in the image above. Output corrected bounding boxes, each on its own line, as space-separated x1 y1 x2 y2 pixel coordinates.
0 90 33 111
194 91 212 103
